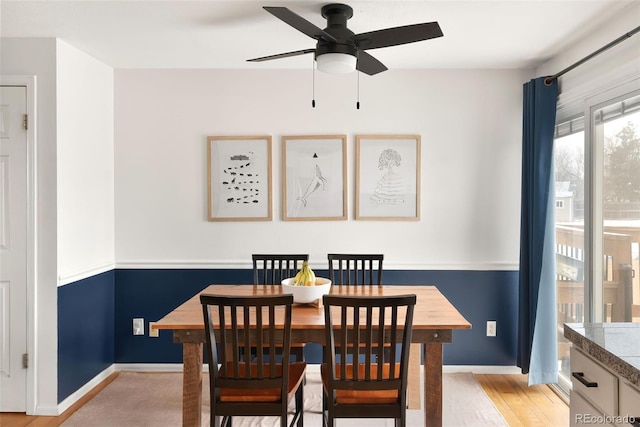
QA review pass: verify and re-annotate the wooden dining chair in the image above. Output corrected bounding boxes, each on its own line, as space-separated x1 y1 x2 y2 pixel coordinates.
252 254 309 286
321 294 416 427
252 254 308 364
200 293 306 427
327 254 388 361
327 254 384 286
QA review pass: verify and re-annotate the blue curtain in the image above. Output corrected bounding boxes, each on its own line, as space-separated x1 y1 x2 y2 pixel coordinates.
517 77 559 385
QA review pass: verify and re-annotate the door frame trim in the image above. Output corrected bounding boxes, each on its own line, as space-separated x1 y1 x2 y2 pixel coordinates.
1 75 37 414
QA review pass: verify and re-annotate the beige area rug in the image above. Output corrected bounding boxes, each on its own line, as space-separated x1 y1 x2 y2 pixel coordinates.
62 365 508 427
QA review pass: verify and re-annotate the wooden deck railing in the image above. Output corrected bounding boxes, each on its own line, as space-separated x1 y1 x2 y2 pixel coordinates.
556 225 637 322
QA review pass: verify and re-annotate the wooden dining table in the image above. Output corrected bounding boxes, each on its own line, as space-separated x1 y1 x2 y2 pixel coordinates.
153 284 471 427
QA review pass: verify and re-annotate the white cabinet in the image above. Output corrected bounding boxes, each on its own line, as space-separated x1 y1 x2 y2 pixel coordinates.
570 347 640 427
570 390 614 427
618 381 640 427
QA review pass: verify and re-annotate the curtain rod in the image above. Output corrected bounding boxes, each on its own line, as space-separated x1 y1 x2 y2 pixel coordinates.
544 25 640 86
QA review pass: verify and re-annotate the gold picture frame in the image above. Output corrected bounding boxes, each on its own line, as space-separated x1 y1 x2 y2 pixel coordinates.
282 135 347 221
356 135 421 220
207 136 272 221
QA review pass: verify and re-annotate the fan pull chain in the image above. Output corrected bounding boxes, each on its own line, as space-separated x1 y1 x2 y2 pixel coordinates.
356 71 360 110
312 58 316 108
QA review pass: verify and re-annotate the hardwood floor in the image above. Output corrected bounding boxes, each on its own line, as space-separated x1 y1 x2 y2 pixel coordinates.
0 372 119 427
477 374 569 427
1 373 568 426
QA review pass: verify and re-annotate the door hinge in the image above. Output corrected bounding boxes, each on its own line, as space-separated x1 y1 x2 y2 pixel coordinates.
22 114 28 130
22 353 28 369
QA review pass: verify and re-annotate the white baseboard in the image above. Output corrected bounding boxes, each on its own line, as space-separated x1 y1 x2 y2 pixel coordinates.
115 363 186 372
443 365 522 374
32 404 61 417
57 364 116 414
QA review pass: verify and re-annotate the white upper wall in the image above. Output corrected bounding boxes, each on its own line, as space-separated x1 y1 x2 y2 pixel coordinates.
56 39 115 284
114 68 529 270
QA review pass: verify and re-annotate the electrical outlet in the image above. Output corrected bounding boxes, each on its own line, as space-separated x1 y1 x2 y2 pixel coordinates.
133 318 144 336
486 320 497 337
148 322 159 337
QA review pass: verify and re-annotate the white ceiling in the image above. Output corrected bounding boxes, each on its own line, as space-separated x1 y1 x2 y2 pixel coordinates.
1 0 636 70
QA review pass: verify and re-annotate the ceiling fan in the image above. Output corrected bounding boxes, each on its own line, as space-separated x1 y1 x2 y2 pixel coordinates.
247 3 443 75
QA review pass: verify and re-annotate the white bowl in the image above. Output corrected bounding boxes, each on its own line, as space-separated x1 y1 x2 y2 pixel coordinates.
281 277 332 304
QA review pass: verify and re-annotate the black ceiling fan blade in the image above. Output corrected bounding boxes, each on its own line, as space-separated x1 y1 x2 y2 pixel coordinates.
263 6 337 42
247 48 315 62
356 51 388 76
354 22 443 50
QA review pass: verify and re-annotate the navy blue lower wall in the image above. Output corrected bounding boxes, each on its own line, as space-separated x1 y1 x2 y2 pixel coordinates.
58 270 115 403
58 268 518 403
114 269 252 362
114 269 518 366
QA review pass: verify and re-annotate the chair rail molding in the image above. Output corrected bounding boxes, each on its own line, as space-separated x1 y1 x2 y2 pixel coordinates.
115 260 519 271
58 261 116 286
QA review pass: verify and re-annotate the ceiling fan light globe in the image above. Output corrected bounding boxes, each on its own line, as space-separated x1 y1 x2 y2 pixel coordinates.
316 53 356 74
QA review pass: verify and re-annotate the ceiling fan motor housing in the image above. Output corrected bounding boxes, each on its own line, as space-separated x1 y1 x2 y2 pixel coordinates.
316 3 357 59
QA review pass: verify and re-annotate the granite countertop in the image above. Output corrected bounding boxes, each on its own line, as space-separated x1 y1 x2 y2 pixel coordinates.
565 322 640 387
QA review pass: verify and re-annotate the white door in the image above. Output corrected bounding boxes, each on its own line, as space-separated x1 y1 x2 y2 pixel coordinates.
0 86 28 411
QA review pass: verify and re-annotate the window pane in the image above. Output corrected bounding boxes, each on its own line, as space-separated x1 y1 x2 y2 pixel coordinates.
554 123 585 392
596 94 640 323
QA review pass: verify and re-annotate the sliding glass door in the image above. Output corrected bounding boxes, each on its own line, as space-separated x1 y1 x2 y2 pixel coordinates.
594 93 640 323
554 90 640 396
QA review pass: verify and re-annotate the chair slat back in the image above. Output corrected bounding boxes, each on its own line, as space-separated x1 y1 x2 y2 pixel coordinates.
201 294 293 393
252 254 309 285
328 254 384 286
323 294 416 395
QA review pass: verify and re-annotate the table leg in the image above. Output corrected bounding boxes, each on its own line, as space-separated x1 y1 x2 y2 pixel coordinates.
407 343 421 409
182 342 203 427
423 342 443 427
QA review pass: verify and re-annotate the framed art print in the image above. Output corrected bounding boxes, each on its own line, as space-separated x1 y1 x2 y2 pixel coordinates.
207 136 272 221
356 135 421 220
282 135 347 221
